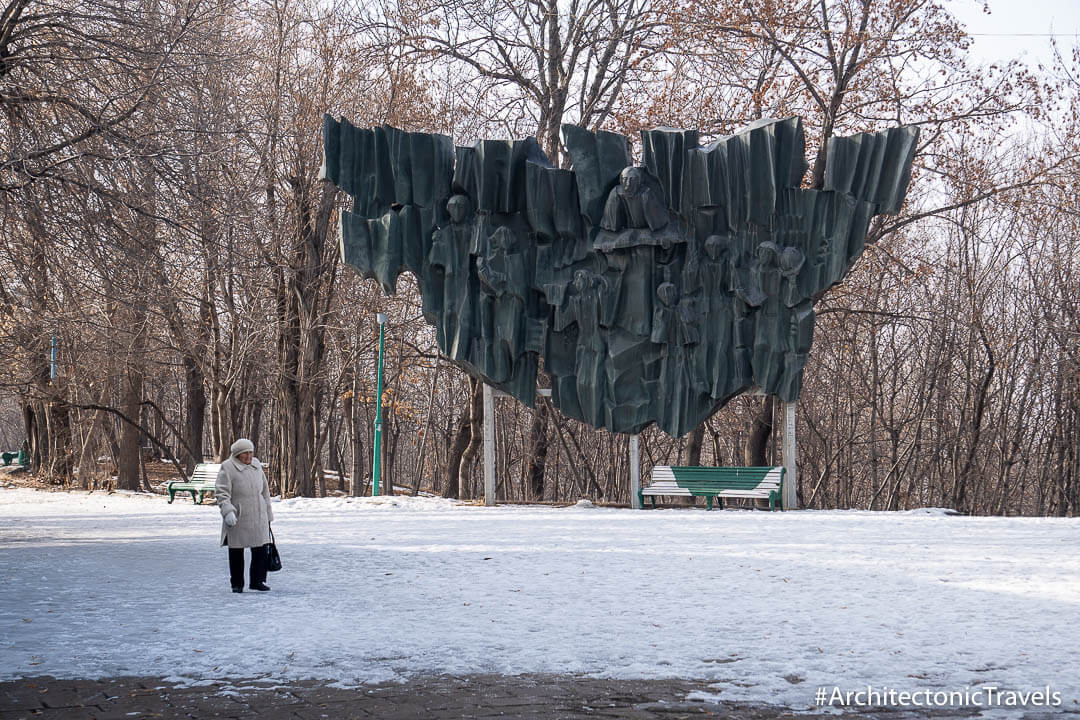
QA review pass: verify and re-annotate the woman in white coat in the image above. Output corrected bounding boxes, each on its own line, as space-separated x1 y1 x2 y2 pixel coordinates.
216 438 274 592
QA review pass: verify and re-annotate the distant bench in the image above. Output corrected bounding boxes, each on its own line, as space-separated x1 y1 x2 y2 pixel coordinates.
167 463 220 504
639 466 785 510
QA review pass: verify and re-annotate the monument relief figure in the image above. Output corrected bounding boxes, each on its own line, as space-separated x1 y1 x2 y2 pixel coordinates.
601 167 670 232
428 193 475 364
567 270 609 428
477 226 530 383
687 234 738 399
596 166 682 253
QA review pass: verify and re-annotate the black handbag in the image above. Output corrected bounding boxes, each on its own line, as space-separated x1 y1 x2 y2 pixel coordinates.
266 525 282 572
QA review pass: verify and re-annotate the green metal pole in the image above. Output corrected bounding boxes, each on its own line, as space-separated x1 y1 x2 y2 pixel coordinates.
372 313 387 496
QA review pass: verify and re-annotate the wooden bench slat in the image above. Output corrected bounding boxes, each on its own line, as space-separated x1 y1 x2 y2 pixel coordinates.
675 478 780 486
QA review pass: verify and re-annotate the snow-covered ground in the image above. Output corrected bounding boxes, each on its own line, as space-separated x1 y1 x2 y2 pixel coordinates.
1 487 1077 712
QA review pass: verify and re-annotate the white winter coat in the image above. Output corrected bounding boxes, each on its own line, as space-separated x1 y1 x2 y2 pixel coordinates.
216 457 273 548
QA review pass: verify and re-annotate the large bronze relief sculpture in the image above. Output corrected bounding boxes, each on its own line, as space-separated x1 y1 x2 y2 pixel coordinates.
321 116 918 437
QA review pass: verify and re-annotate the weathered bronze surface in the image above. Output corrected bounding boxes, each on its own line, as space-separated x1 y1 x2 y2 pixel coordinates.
321 117 917 436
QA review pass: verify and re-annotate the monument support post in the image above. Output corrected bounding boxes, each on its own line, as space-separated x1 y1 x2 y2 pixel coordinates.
483 383 496 506
629 434 641 509
782 400 797 510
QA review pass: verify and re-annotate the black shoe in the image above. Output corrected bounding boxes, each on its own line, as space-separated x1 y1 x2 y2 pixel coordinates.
249 582 271 591
232 586 244 593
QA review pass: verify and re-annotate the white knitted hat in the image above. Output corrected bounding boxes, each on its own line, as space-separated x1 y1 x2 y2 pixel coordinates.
230 438 255 457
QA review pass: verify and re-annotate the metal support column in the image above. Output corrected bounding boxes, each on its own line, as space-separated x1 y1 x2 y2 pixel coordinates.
629 434 641 509
782 400 798 510
483 383 496 506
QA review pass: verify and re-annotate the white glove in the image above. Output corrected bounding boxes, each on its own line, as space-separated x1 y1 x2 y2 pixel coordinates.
224 511 238 527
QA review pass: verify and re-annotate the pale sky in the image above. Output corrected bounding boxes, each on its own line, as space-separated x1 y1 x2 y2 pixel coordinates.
949 0 1080 70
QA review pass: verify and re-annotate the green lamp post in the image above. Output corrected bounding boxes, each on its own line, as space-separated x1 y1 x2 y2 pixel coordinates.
371 312 388 496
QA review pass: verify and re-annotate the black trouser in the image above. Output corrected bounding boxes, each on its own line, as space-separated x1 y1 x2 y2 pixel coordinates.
228 545 268 588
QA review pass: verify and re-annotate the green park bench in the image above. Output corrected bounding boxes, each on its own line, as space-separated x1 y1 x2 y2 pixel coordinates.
167 463 221 504
639 465 785 510
2 444 28 466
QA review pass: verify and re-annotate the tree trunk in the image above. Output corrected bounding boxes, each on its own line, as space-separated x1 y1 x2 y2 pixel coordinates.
382 411 398 496
213 386 233 462
249 398 264 457
182 357 206 473
441 409 471 499
21 233 51 476
327 411 339 472
458 378 485 500
76 382 111 489
525 397 549 500
952 322 995 513
46 389 72 482
276 178 335 498
443 378 481 499
117 360 144 491
345 383 366 496
685 422 705 466
744 395 774 466
116 146 157 491
22 401 44 474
